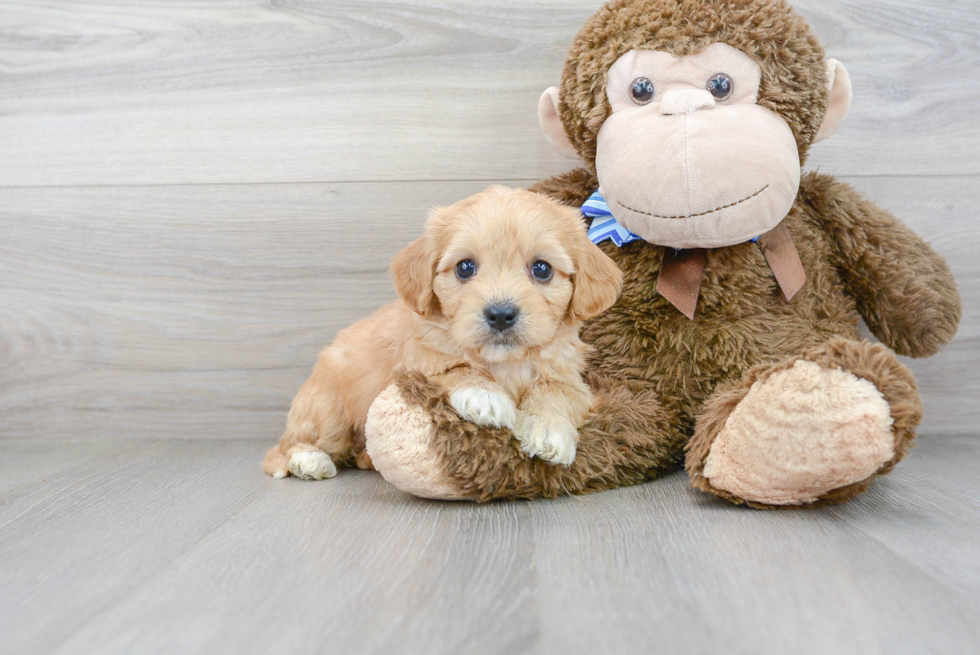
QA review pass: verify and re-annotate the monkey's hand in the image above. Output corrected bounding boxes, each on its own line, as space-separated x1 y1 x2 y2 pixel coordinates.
801 173 961 358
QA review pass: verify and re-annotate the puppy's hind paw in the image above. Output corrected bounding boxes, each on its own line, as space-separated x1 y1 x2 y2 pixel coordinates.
449 387 517 429
513 414 577 466
287 448 338 480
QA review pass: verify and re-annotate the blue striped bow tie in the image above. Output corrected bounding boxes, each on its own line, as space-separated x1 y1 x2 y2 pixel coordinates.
582 191 642 246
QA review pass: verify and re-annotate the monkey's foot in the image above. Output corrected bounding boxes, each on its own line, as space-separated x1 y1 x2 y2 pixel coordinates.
365 382 474 500
686 338 921 508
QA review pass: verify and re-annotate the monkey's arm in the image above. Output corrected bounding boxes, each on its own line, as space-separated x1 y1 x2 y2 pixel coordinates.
365 370 679 501
800 172 961 358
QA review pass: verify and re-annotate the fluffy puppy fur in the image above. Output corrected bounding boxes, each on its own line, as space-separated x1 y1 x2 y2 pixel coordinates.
262 186 623 480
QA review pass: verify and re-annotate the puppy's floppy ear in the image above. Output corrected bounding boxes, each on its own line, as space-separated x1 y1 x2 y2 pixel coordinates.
391 235 438 316
570 240 623 321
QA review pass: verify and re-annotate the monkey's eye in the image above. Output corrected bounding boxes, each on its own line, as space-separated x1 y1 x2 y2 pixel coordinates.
707 73 734 101
629 77 655 105
530 260 553 282
455 259 477 281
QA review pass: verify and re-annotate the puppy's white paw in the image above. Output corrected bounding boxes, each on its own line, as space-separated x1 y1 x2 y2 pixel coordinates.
287 449 337 480
513 414 577 466
450 387 517 429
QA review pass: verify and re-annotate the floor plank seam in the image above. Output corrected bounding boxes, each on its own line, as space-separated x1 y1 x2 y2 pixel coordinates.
43 485 267 650
827 504 980 604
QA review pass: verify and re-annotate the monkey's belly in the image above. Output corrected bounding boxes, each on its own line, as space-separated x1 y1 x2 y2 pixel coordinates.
583 240 860 431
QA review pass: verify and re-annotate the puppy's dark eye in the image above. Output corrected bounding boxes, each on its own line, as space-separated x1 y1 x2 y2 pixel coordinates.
530 260 553 282
630 77 655 105
455 259 477 281
707 73 733 100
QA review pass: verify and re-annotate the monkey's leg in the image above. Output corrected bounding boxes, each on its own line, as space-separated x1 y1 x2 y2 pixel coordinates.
686 337 921 508
365 371 683 501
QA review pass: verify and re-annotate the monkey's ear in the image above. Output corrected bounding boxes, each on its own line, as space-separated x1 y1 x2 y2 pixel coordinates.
538 87 582 160
390 235 437 317
814 59 852 144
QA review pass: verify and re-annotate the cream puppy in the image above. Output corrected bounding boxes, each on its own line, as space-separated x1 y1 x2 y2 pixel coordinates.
263 186 622 480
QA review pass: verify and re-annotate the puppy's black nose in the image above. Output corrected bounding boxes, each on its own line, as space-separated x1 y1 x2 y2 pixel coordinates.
484 303 519 332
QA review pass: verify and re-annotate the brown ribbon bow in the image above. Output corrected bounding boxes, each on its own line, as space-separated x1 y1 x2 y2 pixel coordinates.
655 223 806 319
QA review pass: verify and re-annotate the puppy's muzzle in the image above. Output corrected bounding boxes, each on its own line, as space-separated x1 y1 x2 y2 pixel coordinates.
484 302 520 333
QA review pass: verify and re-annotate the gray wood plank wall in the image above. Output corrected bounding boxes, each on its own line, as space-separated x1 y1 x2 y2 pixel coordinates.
1 0 977 441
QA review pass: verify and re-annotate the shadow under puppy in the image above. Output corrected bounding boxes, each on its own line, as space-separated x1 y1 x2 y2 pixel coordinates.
263 186 622 480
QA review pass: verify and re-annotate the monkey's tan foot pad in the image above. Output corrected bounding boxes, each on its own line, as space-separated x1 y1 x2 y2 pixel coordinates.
695 359 896 506
365 383 475 501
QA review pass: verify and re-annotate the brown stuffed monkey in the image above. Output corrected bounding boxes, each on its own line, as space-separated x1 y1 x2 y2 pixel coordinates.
362 0 962 508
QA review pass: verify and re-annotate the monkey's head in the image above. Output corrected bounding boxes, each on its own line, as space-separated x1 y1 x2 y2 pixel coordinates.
538 0 852 249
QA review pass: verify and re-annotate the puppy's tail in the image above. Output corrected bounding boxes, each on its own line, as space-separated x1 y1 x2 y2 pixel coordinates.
262 445 290 479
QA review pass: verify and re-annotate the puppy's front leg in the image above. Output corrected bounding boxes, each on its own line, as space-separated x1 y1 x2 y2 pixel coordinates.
436 370 517 430
513 381 592 467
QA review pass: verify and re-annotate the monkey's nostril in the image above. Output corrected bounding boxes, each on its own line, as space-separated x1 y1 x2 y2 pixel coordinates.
484 303 520 332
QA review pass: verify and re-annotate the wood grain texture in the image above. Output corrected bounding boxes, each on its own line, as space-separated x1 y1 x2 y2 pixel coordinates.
531 461 980 655
0 180 491 441
1 175 974 439
0 0 978 187
0 436 977 655
1 176 975 441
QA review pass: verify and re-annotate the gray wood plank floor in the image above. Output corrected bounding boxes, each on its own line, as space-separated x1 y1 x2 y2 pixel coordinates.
1 437 978 655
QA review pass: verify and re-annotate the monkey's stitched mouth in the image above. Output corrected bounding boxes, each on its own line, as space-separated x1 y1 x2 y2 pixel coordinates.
615 185 769 220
